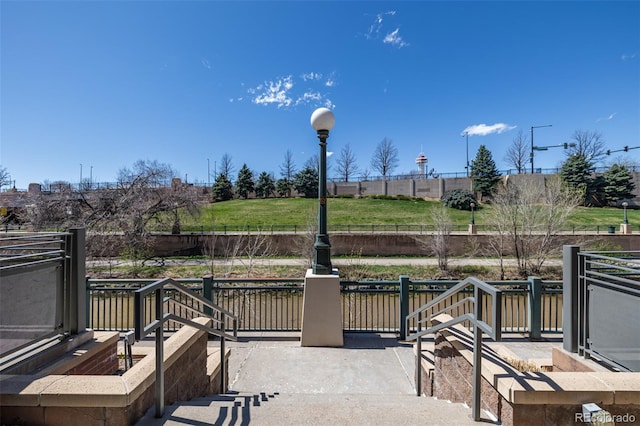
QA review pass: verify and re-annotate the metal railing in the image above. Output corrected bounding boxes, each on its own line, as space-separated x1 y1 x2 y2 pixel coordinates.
576 251 640 372
0 231 84 360
405 277 502 421
171 223 629 235
134 277 238 418
87 277 562 334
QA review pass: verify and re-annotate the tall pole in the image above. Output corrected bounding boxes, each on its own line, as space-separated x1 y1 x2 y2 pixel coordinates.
207 158 210 187
464 132 469 177
310 107 335 275
530 124 552 173
313 129 332 274
79 163 83 184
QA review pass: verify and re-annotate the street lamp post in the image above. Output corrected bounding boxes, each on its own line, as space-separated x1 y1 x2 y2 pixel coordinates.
468 202 477 235
310 107 335 275
530 125 552 173
623 202 629 224
463 132 469 177
470 202 475 225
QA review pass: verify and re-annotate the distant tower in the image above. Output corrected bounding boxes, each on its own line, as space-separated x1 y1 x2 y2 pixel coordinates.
415 151 428 179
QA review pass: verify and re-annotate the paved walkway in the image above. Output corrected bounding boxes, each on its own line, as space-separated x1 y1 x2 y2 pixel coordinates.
135 332 495 425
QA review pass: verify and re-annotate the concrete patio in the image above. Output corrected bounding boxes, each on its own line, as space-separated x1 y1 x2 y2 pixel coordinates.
135 332 500 425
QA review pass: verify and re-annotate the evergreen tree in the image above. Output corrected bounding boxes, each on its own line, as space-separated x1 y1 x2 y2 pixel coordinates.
255 171 275 198
211 173 233 201
559 154 593 205
602 164 636 205
235 164 254 199
275 178 292 198
470 145 501 198
293 166 318 198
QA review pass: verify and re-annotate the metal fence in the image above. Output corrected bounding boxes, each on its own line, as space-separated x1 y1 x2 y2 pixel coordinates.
577 251 640 371
86 276 562 335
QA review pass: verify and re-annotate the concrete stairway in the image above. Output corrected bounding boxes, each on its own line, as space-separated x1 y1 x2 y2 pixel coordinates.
136 391 483 425
135 332 496 425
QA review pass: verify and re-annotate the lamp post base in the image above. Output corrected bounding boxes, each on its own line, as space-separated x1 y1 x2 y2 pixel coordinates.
301 269 343 347
312 234 332 275
620 223 632 234
468 224 477 235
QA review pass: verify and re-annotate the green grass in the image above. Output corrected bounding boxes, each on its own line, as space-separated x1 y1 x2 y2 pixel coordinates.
178 197 639 231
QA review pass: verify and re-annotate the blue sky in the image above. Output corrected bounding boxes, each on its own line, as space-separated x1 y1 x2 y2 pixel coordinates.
1 1 638 189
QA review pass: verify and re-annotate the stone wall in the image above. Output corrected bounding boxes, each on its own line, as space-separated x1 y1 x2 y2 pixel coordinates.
0 318 228 426
418 322 640 426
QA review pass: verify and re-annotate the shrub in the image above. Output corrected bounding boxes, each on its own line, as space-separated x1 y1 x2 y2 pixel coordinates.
441 189 477 210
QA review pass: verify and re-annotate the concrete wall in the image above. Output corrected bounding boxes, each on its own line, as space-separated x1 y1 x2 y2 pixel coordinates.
329 172 640 204
86 233 640 258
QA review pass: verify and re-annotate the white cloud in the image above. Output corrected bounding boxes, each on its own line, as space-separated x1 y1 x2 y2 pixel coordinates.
301 72 322 81
201 58 211 69
365 11 408 48
251 76 294 108
383 28 408 48
596 112 617 122
621 52 637 61
244 73 335 110
461 123 517 136
326 151 334 158
295 91 322 106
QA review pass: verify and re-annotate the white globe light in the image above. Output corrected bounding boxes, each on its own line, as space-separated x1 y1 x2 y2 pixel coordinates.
310 107 335 132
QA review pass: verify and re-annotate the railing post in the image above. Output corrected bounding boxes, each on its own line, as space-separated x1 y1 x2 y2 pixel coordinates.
220 312 226 394
203 275 213 317
69 228 86 334
562 245 580 353
415 311 422 397
472 286 482 422
399 275 410 340
155 286 165 418
528 276 542 340
85 276 91 330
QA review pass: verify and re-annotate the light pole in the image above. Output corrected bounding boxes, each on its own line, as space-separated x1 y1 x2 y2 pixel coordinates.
470 202 475 225
463 132 469 177
623 202 629 224
310 107 335 275
530 125 552 173
207 158 210 187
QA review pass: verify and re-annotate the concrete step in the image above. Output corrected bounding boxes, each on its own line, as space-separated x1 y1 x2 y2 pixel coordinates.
135 391 489 425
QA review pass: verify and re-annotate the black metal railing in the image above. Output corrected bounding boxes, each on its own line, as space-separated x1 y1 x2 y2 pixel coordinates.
87 276 562 335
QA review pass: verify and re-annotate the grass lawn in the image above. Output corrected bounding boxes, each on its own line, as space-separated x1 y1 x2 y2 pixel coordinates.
178 197 638 231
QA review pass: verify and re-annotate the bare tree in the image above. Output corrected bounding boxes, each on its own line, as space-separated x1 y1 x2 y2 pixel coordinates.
504 129 529 174
335 144 360 182
219 153 235 181
0 166 10 188
488 175 582 277
567 130 607 165
294 205 318 269
239 229 273 277
279 150 297 180
430 205 452 271
371 137 399 179
304 154 320 173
